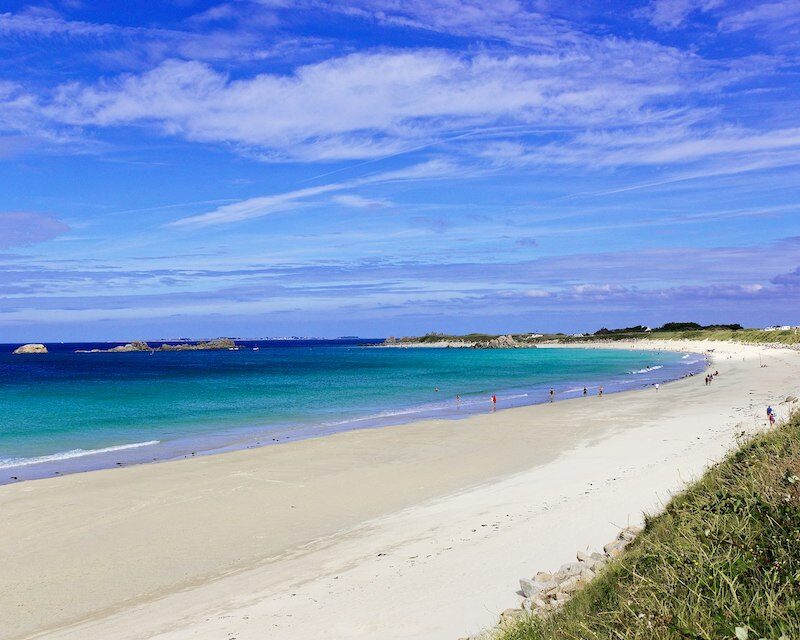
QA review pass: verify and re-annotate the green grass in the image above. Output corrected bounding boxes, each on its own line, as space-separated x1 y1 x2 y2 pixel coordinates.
393 329 800 346
497 412 800 640
574 328 800 346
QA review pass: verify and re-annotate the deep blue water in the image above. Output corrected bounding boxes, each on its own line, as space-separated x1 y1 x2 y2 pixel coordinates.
0 340 706 482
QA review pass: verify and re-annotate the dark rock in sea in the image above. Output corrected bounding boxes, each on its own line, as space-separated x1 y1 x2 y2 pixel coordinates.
158 338 237 351
76 338 238 353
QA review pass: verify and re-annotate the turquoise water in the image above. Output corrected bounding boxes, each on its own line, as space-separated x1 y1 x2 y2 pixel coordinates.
0 340 705 481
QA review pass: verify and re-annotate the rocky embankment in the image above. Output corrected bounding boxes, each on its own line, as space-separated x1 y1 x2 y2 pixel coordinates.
461 526 641 639
12 343 48 354
77 338 237 353
383 335 535 349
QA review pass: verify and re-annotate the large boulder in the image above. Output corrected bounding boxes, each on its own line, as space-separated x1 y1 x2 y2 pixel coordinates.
12 343 47 354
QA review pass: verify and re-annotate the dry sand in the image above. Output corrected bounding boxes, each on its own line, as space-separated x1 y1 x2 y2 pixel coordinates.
2 340 798 640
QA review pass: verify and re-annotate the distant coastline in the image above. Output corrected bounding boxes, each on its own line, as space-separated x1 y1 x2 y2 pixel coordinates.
379 324 800 349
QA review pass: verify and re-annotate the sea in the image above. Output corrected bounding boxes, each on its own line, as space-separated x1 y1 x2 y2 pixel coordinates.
0 340 706 482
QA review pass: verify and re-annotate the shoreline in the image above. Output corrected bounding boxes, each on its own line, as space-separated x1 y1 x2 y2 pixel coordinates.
1 340 797 640
1 346 704 485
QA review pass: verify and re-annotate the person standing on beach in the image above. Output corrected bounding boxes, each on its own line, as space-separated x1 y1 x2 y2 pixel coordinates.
491 394 497 409
583 386 587 396
654 383 659 392
598 386 604 397
549 388 554 402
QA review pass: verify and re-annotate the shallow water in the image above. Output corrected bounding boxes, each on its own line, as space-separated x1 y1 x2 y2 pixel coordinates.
0 340 705 481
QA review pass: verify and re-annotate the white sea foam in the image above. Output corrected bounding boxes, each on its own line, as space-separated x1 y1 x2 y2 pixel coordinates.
629 365 664 374
0 440 160 470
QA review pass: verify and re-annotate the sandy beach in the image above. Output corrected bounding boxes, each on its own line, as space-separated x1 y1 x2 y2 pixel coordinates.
2 340 798 640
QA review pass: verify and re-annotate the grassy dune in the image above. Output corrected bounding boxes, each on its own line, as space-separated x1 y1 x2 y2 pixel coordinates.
392 329 800 346
498 411 800 640
573 328 800 346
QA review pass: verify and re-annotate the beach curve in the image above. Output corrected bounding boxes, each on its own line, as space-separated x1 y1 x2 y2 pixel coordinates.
1 340 798 640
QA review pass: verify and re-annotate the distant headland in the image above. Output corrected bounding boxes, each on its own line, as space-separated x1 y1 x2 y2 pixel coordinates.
380 322 800 349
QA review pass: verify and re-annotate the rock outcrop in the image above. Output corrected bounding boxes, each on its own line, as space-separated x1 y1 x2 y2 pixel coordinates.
108 341 152 352
516 527 640 619
77 341 152 353
381 334 535 349
159 338 237 351
474 335 524 349
460 526 642 639
77 338 238 353
12 343 48 354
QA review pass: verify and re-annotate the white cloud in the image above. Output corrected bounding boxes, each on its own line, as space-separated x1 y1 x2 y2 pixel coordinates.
643 0 723 30
167 183 342 228
39 41 706 161
0 7 116 37
331 194 391 209
523 288 550 298
477 124 800 171
0 6 316 68
169 158 460 227
258 0 576 48
718 1 800 32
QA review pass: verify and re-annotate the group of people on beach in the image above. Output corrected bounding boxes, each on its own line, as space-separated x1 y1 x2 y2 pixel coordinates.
704 370 719 385
488 385 604 409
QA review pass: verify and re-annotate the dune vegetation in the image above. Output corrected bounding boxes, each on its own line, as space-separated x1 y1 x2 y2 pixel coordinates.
496 410 800 640
390 326 800 347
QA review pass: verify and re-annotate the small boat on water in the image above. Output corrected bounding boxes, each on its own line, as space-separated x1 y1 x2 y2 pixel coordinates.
253 347 260 351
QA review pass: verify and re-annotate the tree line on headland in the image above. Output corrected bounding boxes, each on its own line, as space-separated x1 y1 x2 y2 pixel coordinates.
594 322 744 335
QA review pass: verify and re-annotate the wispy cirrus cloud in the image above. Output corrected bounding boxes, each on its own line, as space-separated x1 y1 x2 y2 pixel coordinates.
477 124 800 170
3 239 799 329
0 5 328 70
0 6 117 37
331 194 392 209
641 0 724 30
718 1 800 32
169 158 458 227
286 0 579 48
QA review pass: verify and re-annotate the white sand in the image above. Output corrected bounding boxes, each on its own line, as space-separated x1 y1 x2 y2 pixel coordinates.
2 340 798 640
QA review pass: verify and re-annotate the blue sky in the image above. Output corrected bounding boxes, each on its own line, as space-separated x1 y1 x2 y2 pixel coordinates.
1 0 799 340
